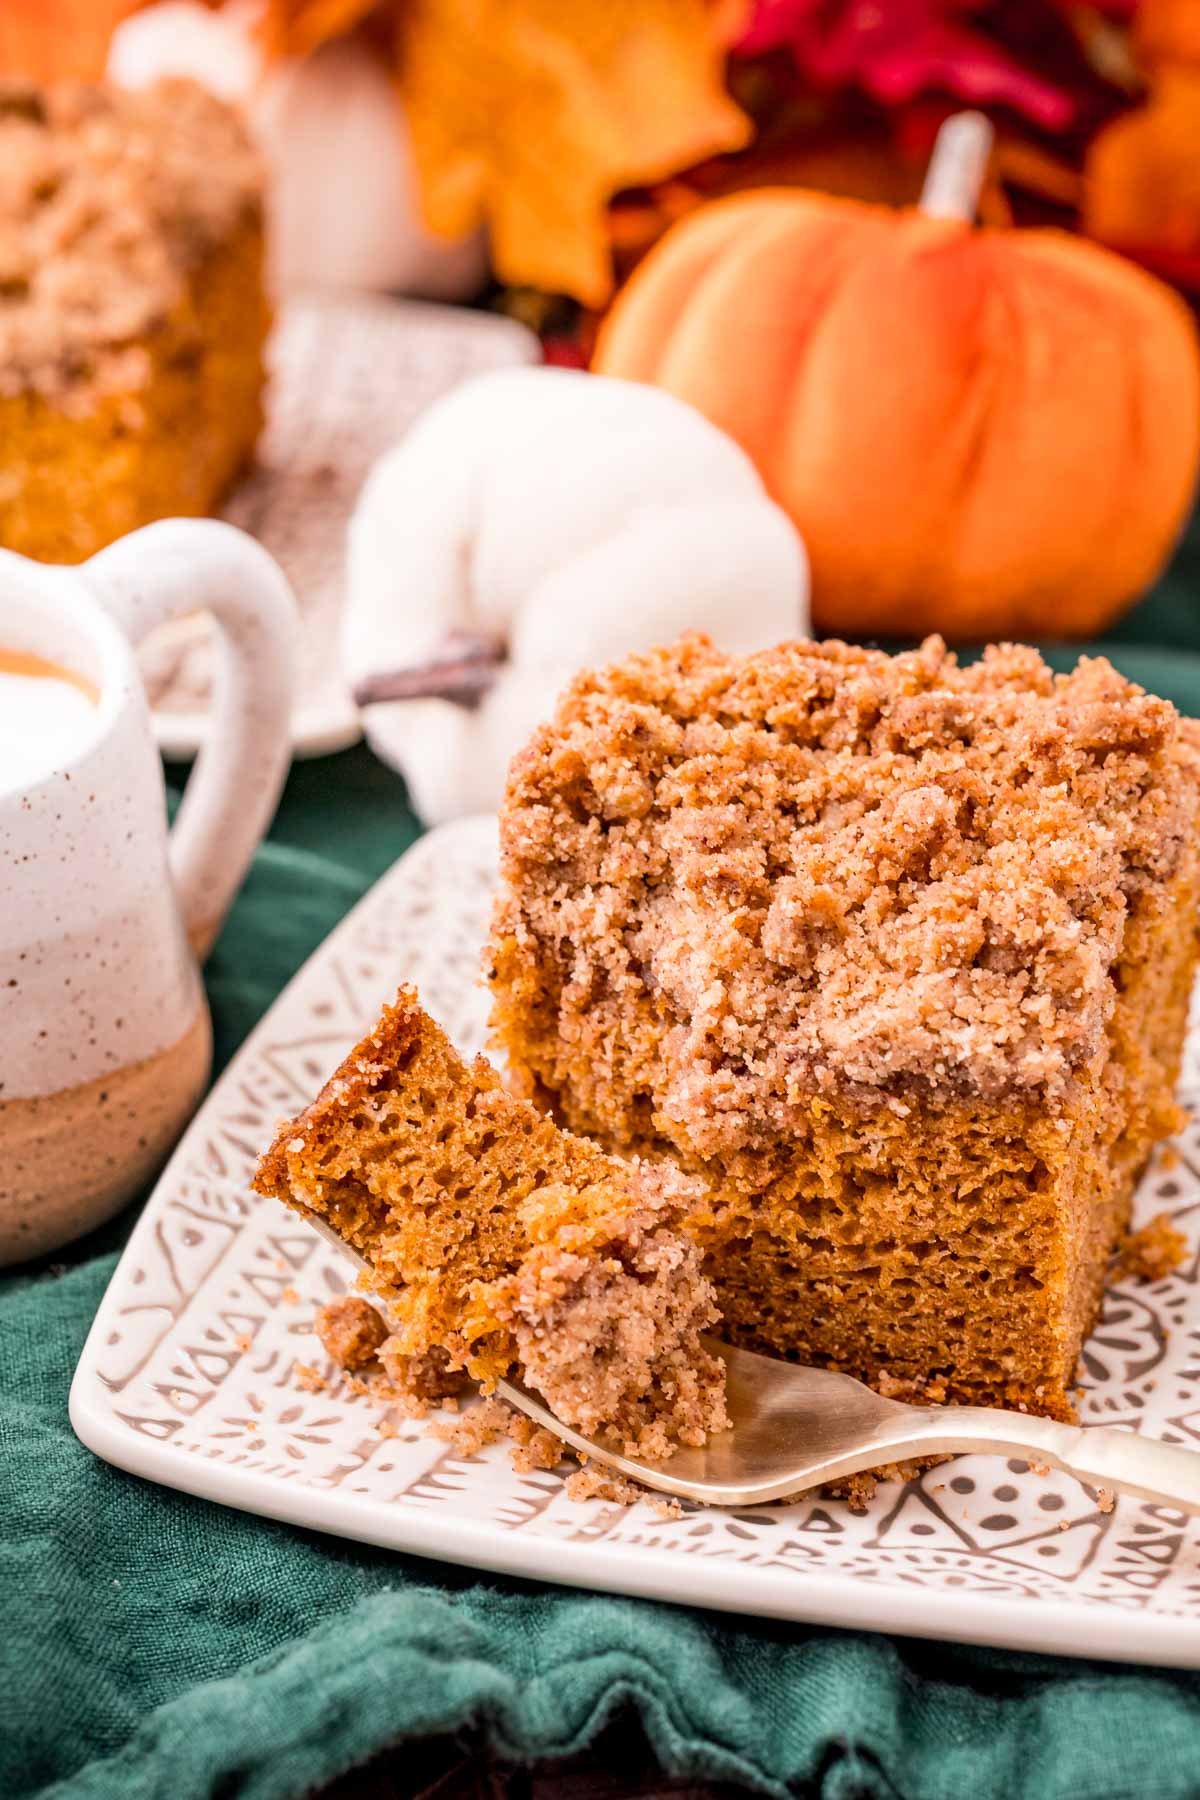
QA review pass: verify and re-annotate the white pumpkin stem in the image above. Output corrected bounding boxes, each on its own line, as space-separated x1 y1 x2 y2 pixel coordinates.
354 631 503 711
919 112 995 223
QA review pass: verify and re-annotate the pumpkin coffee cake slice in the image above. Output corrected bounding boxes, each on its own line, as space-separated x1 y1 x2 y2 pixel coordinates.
489 633 1200 1423
253 987 729 1459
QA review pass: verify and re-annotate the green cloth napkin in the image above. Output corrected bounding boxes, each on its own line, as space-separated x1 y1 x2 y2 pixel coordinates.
7 518 1200 1800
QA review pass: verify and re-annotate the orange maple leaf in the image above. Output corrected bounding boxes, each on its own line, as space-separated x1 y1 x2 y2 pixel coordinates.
0 0 142 80
393 0 752 306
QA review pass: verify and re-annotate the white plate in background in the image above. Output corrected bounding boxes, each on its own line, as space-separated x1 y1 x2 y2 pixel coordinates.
141 297 538 759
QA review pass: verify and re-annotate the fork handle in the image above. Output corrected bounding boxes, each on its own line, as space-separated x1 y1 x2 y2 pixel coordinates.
898 1407 1200 1515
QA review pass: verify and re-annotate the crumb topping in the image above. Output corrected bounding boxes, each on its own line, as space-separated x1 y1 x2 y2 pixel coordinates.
1112 1211 1189 1283
492 634 1198 1142
315 1295 388 1372
498 1164 729 1458
0 78 262 400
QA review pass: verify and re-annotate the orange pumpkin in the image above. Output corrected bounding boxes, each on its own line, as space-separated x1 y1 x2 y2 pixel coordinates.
594 185 1200 641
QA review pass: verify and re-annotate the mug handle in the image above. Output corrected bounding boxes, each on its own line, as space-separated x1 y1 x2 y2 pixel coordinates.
81 518 297 960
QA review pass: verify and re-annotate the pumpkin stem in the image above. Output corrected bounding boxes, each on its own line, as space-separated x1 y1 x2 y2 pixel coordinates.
353 630 503 711
919 112 995 224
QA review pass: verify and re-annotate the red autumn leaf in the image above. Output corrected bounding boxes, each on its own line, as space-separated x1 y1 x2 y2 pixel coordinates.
736 0 1076 130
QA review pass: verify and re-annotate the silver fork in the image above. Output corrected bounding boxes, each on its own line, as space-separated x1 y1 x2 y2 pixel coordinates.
501 1343 1200 1511
307 1220 1200 1513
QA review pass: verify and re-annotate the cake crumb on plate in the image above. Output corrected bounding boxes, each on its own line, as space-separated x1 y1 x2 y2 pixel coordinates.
1112 1213 1188 1283
315 1295 388 1371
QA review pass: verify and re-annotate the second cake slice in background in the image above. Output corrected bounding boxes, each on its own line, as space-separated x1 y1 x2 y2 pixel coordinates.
0 77 267 563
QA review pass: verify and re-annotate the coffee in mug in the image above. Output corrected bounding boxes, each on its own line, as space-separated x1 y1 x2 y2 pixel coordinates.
0 650 100 788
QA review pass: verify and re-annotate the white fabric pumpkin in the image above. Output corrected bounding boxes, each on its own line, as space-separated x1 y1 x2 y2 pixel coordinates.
344 367 809 825
107 1 485 299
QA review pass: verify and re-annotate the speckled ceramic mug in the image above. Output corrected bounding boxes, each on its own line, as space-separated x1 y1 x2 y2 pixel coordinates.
0 519 296 1264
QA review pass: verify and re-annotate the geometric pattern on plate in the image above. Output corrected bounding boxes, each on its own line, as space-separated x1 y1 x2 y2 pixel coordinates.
70 819 1200 1666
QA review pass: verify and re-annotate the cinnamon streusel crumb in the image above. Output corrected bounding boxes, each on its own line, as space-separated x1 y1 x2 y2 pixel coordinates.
1112 1213 1189 1283
493 634 1196 1126
315 1295 388 1372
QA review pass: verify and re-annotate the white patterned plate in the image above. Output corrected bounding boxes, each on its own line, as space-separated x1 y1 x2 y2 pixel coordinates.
70 820 1200 1666
138 296 537 759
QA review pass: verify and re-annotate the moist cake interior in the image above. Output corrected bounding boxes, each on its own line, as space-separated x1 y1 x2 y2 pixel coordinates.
254 989 729 1460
